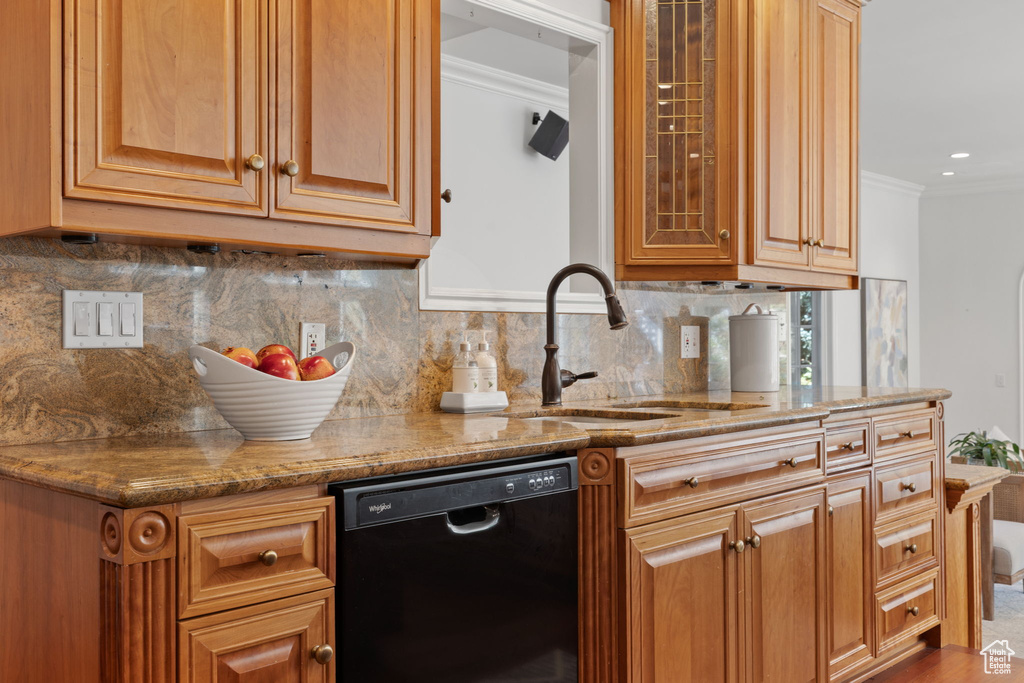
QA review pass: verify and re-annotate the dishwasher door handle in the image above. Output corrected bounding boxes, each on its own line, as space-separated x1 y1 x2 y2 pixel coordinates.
446 505 501 535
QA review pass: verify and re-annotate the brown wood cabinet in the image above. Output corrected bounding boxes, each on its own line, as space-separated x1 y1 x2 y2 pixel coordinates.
613 0 860 289
1 0 437 261
580 401 948 683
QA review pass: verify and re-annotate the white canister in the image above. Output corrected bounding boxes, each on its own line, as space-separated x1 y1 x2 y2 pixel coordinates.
729 303 780 392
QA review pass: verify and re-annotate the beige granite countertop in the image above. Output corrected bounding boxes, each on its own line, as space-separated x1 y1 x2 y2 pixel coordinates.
944 462 1013 491
0 386 952 508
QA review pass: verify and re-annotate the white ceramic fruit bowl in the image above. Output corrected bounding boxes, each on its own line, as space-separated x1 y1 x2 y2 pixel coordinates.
189 342 356 441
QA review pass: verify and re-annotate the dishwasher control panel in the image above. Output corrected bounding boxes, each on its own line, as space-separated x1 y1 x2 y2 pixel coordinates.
336 455 578 529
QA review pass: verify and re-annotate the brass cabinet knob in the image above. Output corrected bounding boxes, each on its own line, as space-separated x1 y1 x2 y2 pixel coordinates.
839 442 855 451
441 189 453 203
311 644 334 665
901 482 917 494
905 543 918 554
782 458 798 468
815 238 825 247
246 154 265 171
729 539 746 554
900 430 916 439
828 505 834 517
684 477 699 489
281 160 299 177
803 238 815 246
747 535 761 549
719 229 731 240
907 606 920 617
258 549 278 567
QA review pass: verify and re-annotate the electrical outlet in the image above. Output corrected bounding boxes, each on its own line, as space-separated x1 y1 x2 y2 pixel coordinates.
300 322 326 359
996 374 1007 388
680 325 700 359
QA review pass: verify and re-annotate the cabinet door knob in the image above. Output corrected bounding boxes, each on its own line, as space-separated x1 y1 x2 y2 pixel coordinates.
719 229 730 240
905 543 918 554
828 505 834 517
258 549 278 566
907 606 920 617
683 477 699 489
311 644 334 665
900 482 917 494
729 539 746 554
815 238 825 247
747 535 761 549
781 457 798 468
441 189 453 203
246 154 265 171
803 238 815 246
281 160 299 177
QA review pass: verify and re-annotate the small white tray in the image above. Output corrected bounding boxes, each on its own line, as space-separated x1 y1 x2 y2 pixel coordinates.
440 391 509 414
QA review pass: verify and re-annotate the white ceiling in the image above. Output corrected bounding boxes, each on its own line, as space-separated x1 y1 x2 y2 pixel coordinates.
860 0 1024 191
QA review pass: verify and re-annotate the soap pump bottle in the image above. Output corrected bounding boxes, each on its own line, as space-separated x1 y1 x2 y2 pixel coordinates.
475 332 498 393
452 334 480 393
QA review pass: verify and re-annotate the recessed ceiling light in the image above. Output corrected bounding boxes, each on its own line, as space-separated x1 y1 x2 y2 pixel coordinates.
942 171 955 176
950 152 970 159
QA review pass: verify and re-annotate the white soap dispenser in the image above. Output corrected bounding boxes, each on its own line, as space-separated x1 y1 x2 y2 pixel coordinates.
475 332 498 393
452 334 480 393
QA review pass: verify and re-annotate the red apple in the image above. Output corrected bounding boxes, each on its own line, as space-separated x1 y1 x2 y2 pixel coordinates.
298 355 336 381
258 353 300 380
222 347 258 368
256 344 296 365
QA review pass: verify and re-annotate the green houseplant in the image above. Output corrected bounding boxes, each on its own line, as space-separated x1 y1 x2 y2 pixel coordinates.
948 430 1024 471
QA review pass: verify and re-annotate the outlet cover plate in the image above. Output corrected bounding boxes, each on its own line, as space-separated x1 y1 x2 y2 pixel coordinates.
300 322 326 359
680 325 700 359
62 290 144 349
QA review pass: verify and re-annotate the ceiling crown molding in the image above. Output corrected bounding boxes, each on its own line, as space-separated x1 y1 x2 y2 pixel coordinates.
922 176 1024 198
861 170 926 197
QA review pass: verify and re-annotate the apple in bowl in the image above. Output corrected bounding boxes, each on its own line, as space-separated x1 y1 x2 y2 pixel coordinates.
222 347 258 368
298 355 336 381
258 353 300 380
256 344 296 365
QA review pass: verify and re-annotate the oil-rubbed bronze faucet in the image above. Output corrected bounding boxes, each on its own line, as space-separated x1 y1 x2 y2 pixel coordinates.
542 264 629 406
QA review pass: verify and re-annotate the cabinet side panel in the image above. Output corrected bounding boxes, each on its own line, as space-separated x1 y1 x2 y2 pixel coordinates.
0 480 101 683
0 0 60 235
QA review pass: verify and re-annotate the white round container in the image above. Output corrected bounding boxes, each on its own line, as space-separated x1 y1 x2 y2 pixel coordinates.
189 341 355 441
729 304 780 393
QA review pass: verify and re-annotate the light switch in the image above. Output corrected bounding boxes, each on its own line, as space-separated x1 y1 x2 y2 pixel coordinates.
63 290 144 349
120 302 136 336
73 301 91 336
98 302 114 336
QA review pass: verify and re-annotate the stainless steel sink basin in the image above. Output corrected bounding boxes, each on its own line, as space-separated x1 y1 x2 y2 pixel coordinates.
608 400 770 411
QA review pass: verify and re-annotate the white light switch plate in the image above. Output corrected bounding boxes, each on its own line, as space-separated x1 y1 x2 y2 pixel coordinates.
300 322 326 359
62 290 144 349
680 325 700 359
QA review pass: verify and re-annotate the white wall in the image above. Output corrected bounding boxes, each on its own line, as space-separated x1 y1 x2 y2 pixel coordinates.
920 188 1024 441
830 172 923 387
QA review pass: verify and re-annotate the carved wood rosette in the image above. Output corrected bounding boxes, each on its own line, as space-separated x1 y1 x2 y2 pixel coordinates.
578 448 618 683
99 505 177 683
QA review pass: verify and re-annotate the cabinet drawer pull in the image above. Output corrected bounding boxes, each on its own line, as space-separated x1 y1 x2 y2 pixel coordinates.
729 539 745 554
311 644 334 665
839 442 856 451
747 535 761 549
900 430 916 439
246 154 265 171
905 543 918 554
781 457 798 468
281 160 299 177
683 477 699 488
907 606 920 617
441 188 453 203
258 549 278 567
900 482 917 494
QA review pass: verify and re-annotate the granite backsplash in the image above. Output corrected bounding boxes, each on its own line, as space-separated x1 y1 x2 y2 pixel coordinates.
0 237 788 446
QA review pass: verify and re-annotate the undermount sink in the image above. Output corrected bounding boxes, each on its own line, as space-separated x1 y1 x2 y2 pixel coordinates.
511 409 682 428
608 400 771 411
522 415 662 426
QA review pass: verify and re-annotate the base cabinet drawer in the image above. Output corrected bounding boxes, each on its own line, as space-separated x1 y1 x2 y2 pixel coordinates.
874 453 939 524
874 411 936 461
180 590 335 683
825 422 871 473
875 513 938 588
875 570 941 654
178 497 334 618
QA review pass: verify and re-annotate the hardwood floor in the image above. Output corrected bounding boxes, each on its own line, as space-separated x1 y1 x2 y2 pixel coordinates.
865 645 1024 682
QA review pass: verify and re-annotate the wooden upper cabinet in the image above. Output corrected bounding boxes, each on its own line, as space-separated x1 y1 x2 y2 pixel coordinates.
743 488 828 683
749 0 811 270
809 0 859 273
614 0 736 269
272 0 432 234
66 0 268 215
623 508 741 683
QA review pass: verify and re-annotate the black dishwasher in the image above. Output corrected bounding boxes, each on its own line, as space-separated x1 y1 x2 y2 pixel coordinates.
330 454 578 683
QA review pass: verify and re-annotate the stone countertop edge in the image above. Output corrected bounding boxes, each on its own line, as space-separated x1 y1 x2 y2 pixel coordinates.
0 387 953 508
944 463 1014 491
